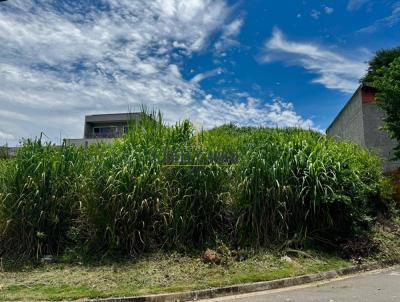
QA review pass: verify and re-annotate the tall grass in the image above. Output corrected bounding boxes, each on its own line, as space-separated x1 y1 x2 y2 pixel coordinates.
233 129 387 247
161 158 233 249
0 113 393 259
77 143 163 255
0 139 85 258
0 147 9 160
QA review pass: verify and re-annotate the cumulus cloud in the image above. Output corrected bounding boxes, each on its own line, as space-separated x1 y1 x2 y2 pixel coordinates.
261 28 367 93
192 96 314 129
0 1 313 145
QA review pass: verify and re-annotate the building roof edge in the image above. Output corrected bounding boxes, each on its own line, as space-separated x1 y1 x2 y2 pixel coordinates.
326 84 366 134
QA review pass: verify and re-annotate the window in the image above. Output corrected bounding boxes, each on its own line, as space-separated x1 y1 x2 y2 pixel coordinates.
93 127 116 137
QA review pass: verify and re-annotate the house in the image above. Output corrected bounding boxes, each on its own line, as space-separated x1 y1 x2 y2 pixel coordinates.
65 112 144 147
326 84 400 172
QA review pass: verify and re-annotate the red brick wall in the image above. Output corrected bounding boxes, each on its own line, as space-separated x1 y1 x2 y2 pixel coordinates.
362 87 376 104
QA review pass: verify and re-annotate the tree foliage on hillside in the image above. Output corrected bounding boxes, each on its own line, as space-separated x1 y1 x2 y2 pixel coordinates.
362 47 400 160
372 57 400 159
363 47 400 83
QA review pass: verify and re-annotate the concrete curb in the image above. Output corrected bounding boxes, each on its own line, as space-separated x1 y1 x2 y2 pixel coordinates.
87 259 399 302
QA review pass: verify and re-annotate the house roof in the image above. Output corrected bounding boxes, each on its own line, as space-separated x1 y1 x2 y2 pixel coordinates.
85 112 143 124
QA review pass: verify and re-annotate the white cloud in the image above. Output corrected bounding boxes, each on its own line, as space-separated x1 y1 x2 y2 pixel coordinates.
261 28 367 93
191 68 223 83
311 6 333 19
190 97 314 129
0 130 14 141
0 110 30 121
324 6 334 14
347 0 370 11
310 10 321 20
214 17 244 53
0 1 314 145
358 4 400 33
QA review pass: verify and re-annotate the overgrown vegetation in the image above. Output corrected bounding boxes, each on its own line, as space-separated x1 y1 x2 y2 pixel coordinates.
372 57 400 160
0 113 394 260
363 47 400 160
0 147 9 160
362 47 400 83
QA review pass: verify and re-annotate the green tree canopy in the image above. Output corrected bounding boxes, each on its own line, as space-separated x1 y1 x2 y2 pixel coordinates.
372 57 400 159
363 47 400 83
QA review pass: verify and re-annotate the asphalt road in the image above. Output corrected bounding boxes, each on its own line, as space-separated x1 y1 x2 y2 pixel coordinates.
204 266 400 302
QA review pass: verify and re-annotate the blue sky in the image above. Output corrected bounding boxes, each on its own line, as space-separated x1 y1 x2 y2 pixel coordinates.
0 0 399 145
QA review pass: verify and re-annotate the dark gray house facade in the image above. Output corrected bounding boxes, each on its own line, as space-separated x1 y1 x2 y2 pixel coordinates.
326 84 400 172
84 112 143 139
65 112 144 147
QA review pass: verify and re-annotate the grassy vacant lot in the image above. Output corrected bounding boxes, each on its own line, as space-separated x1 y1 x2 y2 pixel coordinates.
1 115 399 301
0 251 351 301
0 118 392 259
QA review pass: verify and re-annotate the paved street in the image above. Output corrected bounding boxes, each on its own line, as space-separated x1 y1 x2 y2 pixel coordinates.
204 266 400 302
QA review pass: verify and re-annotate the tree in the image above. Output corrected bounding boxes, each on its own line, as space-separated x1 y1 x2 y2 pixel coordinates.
363 47 400 83
372 57 400 160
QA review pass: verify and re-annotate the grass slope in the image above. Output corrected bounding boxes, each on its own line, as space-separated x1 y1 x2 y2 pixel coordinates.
0 251 350 301
0 115 398 301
